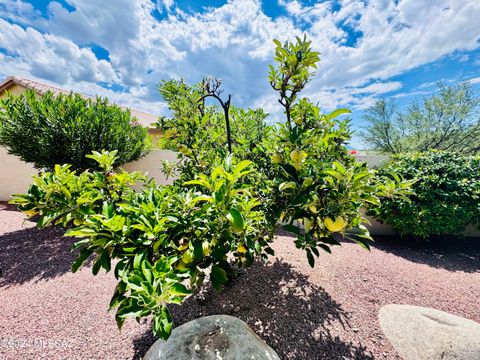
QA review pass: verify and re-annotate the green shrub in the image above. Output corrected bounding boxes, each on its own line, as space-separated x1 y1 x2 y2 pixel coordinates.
0 90 150 171
10 37 411 340
370 150 480 238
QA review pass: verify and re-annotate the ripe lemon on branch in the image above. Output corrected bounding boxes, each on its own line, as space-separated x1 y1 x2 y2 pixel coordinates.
271 154 283 164
323 216 347 232
290 149 306 163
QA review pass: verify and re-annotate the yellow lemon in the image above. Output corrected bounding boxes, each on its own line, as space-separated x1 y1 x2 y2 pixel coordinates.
290 149 303 163
178 144 193 157
237 243 248 254
271 154 283 164
181 250 194 264
303 217 312 233
308 204 318 214
293 162 302 171
73 218 84 226
324 216 348 232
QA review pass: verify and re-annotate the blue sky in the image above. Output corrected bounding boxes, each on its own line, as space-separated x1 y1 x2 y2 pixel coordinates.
1 0 480 148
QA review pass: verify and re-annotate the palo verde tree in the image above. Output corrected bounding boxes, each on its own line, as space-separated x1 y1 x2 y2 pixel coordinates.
11 36 411 339
361 82 480 154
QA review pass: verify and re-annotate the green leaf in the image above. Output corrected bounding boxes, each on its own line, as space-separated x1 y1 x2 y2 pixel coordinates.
100 251 112 272
92 256 103 275
227 208 245 233
306 250 315 268
152 307 173 340
133 251 147 270
102 201 114 218
115 314 126 331
325 108 351 120
273 39 282 48
211 265 228 292
71 247 93 272
233 160 252 176
318 244 332 254
282 224 300 235
65 227 98 237
279 181 297 192
169 283 191 297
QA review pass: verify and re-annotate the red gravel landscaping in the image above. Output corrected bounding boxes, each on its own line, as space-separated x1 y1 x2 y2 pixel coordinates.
1 203 479 360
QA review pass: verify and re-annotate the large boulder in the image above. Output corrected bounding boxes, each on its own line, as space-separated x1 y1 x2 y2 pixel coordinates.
379 304 480 360
143 315 280 360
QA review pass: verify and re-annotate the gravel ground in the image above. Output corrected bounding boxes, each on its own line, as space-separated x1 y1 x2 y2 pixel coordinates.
1 203 479 360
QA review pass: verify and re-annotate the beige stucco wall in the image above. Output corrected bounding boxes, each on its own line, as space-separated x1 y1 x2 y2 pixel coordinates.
0 84 28 98
0 147 37 200
0 148 178 201
120 149 179 187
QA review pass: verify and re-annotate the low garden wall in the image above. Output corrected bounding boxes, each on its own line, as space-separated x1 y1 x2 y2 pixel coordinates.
0 148 177 201
0 147 478 236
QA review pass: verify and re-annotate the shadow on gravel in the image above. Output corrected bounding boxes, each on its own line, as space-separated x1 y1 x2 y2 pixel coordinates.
370 236 480 273
0 224 79 287
133 259 374 360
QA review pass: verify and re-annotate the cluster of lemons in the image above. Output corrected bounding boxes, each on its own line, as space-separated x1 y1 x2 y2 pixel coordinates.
272 149 349 234
272 149 308 171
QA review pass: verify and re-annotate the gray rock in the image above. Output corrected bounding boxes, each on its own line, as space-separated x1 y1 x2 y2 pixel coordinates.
379 304 480 360
143 315 280 360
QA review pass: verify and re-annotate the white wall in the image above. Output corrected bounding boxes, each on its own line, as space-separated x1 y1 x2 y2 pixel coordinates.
355 155 390 168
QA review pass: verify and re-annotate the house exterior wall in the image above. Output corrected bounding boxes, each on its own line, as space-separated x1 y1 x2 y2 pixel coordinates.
0 83 28 98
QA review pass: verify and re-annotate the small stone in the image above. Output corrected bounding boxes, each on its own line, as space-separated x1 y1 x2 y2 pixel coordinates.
144 315 280 360
379 304 480 360
352 328 359 333
234 306 241 313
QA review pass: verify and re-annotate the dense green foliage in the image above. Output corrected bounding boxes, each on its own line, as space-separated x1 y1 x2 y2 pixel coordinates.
361 82 480 154
0 90 150 171
11 37 410 339
369 151 480 238
155 79 271 178
12 151 274 339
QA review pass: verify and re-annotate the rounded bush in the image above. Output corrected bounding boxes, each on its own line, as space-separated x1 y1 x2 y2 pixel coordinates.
0 90 150 171
372 150 480 238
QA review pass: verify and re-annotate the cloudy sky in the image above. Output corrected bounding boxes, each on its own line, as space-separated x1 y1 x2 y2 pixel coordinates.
1 0 480 147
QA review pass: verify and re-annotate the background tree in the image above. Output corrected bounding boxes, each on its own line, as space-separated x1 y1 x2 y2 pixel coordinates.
360 82 480 154
0 90 150 171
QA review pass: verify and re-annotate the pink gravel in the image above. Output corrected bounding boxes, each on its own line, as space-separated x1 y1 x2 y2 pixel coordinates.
1 203 479 359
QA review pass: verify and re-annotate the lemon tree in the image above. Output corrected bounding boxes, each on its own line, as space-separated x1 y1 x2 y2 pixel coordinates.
10 36 411 340
265 37 411 266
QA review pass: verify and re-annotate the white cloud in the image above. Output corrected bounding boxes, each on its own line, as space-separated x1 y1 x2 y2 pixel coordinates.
0 19 117 84
1 0 480 118
469 77 480 85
